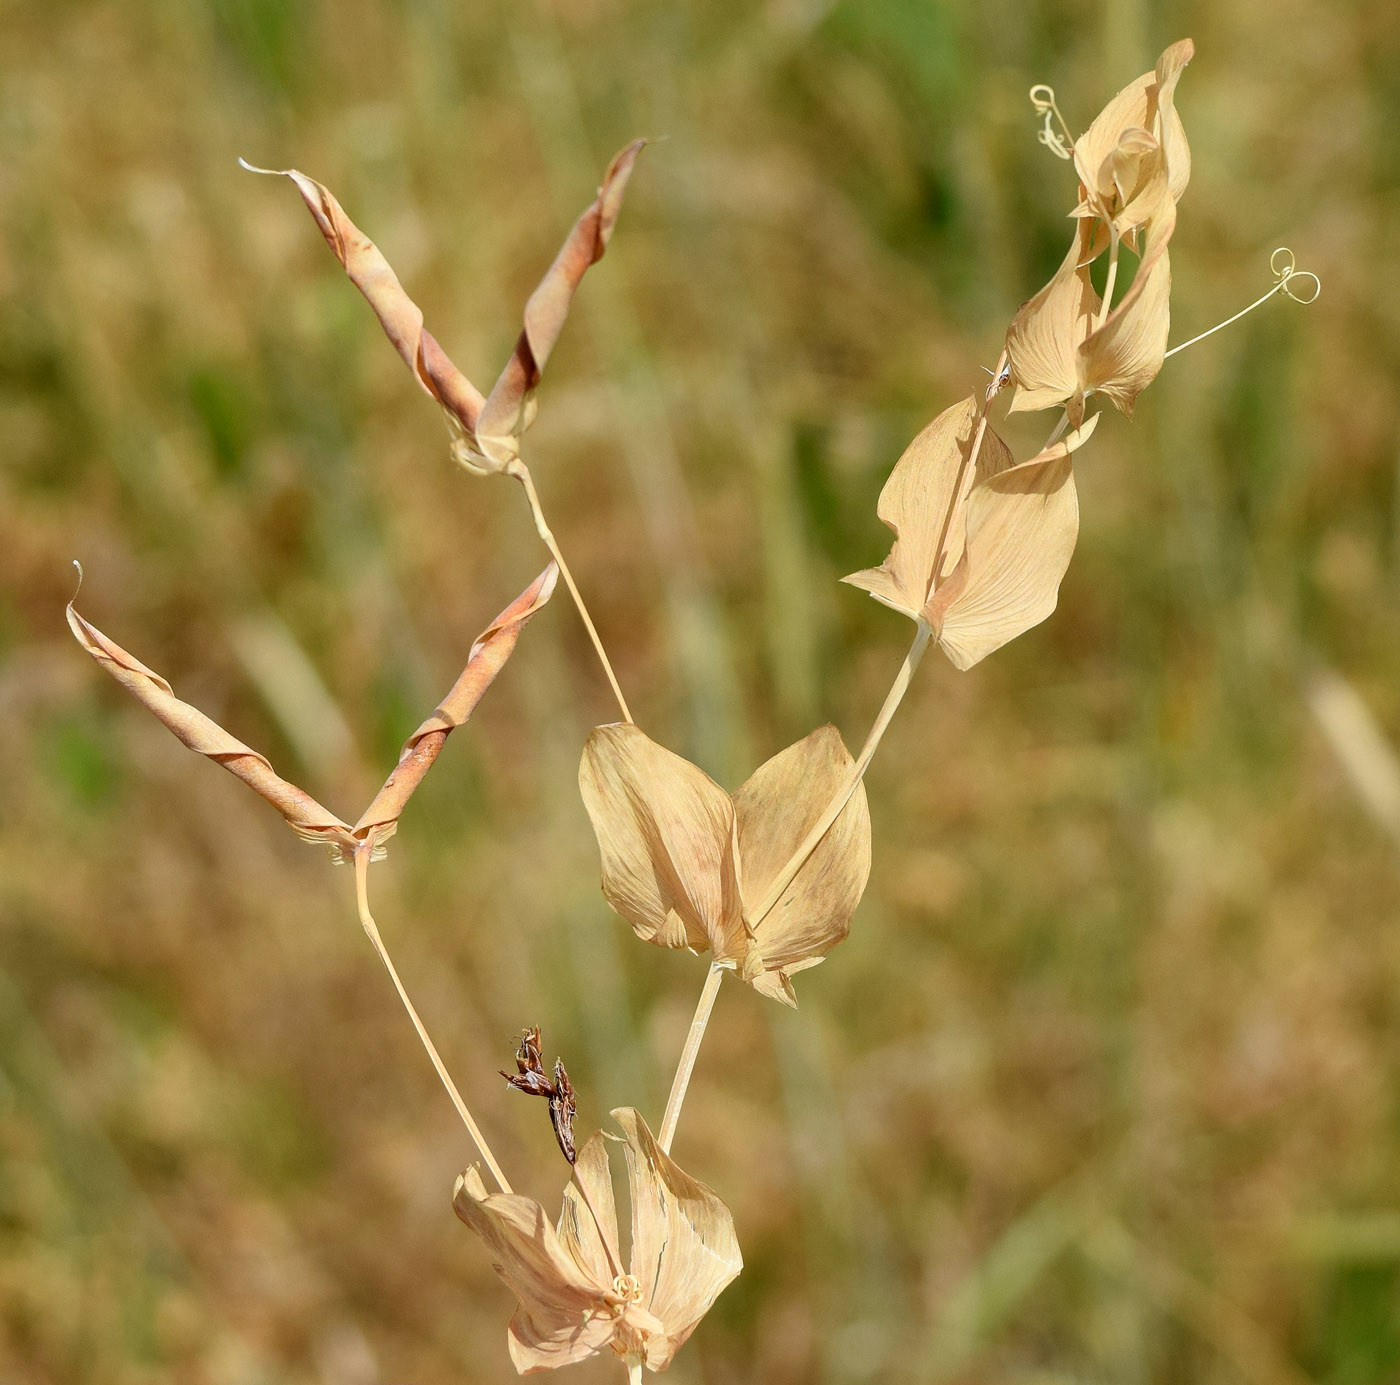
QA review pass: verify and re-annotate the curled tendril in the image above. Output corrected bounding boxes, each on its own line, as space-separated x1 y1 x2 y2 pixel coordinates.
1164 246 1322 360
1270 246 1322 304
1029 84 1074 160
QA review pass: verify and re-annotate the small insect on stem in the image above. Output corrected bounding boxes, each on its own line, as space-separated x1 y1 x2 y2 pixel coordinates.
984 359 1013 404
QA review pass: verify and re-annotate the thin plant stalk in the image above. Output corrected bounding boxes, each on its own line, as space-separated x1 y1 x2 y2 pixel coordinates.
658 960 725 1154
626 1354 643 1385
509 459 633 723
747 372 1003 933
352 848 513 1194
929 351 1006 591
1042 411 1071 450
1096 228 1122 330
749 619 932 931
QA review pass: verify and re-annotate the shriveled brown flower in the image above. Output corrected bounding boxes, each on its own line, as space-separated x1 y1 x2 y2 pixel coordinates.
454 1107 741 1373
502 1026 579 1166
578 724 870 1005
244 142 645 476
67 563 557 860
843 395 1097 669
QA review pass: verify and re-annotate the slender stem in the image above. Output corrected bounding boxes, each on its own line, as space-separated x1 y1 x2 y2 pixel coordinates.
933 349 1006 594
510 460 633 723
658 961 725 1154
1164 281 1286 360
1042 411 1070 451
748 369 999 935
1095 228 1121 331
626 1354 643 1385
352 849 512 1193
750 621 933 930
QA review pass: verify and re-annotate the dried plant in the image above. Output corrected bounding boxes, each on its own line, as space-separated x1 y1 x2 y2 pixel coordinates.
67 37 1321 1378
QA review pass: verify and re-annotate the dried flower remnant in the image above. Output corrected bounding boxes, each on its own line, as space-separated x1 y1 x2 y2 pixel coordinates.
454 1108 741 1374
843 397 1098 669
1070 39 1193 240
1005 40 1194 423
502 1026 579 1166
578 723 870 1006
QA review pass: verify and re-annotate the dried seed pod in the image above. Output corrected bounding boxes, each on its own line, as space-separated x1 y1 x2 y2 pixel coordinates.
500 1028 579 1165
549 1060 577 1167
246 142 647 475
69 563 556 861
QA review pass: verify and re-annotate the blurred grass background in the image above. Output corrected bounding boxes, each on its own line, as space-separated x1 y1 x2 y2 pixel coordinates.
2 0 1398 1380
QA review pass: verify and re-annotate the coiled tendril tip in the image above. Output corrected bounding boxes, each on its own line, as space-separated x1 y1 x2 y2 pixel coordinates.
1271 246 1321 304
1165 246 1321 361
1029 84 1075 160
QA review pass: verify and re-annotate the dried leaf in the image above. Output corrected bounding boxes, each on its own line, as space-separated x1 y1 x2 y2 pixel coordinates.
577 724 751 965
1004 222 1101 420
842 396 1014 619
452 1164 623 1372
476 140 647 468
454 1108 740 1374
925 415 1097 670
66 569 354 856
353 564 557 846
614 1107 743 1371
557 1131 621 1287
579 723 874 1000
1077 210 1174 416
1155 41 1194 206
731 726 871 1007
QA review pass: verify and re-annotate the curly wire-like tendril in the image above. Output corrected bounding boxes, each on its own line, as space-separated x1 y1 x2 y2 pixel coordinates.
1270 246 1322 304
1164 247 1321 361
1029 84 1075 160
